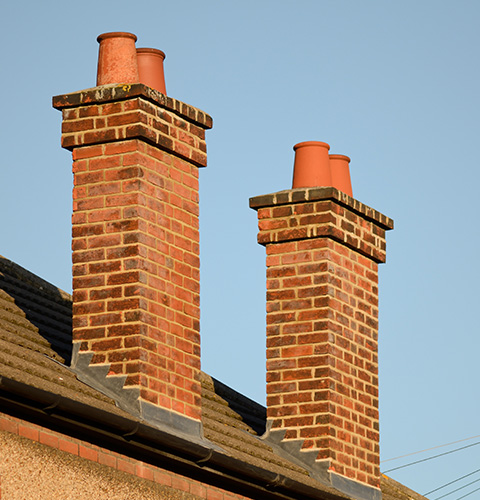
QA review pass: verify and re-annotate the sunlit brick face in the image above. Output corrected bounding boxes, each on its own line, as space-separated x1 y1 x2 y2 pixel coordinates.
55 86 212 422
251 189 393 489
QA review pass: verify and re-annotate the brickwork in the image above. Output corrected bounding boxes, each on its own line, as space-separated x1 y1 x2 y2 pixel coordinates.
250 188 393 489
0 412 252 500
54 86 212 422
53 84 212 167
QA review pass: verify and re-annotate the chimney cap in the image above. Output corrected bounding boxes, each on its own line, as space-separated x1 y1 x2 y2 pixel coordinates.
329 154 351 162
293 141 330 151
97 32 137 43
137 47 166 60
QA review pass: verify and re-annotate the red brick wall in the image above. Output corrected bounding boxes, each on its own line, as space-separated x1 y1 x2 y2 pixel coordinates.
251 188 392 489
0 412 252 500
54 87 212 421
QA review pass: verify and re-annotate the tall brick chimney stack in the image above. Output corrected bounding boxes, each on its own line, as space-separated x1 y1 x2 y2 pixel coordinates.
53 33 212 436
250 142 393 499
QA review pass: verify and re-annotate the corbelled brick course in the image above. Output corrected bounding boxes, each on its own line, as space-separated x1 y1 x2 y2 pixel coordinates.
54 84 212 422
250 187 393 490
53 84 210 168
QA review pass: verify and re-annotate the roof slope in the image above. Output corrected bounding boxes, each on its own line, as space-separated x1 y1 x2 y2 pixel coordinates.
0 255 129 416
0 255 426 500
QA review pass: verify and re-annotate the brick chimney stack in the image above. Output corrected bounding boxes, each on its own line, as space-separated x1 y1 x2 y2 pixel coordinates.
250 143 393 499
53 33 212 435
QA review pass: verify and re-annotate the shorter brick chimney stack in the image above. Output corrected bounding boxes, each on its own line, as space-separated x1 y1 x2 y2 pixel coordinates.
54 33 212 436
250 141 393 500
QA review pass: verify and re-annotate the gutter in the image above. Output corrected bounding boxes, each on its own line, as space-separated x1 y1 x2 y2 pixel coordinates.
0 376 351 500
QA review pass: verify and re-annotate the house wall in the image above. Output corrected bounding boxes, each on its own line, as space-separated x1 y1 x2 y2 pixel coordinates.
0 412 253 500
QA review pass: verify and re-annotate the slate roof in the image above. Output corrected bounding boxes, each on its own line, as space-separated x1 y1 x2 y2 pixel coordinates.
0 254 425 500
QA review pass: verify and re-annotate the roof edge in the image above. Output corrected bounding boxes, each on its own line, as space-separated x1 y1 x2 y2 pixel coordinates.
0 375 353 500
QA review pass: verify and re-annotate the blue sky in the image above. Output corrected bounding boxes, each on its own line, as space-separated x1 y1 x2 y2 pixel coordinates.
1 1 479 496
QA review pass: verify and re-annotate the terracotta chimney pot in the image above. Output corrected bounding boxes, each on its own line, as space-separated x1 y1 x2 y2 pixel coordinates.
137 48 167 95
292 141 331 188
329 153 353 196
96 32 139 86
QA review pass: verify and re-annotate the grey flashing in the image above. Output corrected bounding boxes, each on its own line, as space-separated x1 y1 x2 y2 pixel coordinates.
140 400 203 442
71 344 141 415
330 473 382 500
262 425 382 500
0 373 355 500
262 428 330 484
71 344 203 441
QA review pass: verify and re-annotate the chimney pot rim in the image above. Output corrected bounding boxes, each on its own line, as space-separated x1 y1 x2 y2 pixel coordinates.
293 141 330 151
329 154 351 163
97 32 138 43
137 47 166 60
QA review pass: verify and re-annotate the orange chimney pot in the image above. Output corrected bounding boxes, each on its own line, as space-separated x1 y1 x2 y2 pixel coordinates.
137 48 167 95
292 141 331 188
329 153 353 196
96 32 139 86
